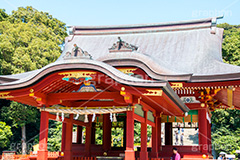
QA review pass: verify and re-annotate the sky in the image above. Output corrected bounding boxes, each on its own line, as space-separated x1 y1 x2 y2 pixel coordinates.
0 0 239 26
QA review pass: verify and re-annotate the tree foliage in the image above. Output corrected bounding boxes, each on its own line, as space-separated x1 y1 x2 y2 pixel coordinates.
1 102 39 128
9 6 66 40
218 23 240 66
0 6 67 153
211 109 240 156
0 6 67 74
0 9 8 22
0 121 13 148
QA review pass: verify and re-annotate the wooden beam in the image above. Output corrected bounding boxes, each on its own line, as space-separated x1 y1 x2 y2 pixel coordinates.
185 103 203 110
47 92 123 105
161 92 184 115
62 101 127 107
139 100 156 113
147 120 155 127
133 113 145 123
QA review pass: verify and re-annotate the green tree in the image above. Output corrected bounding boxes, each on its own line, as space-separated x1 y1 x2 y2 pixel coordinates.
213 135 240 156
211 109 240 156
9 6 66 41
218 23 240 66
0 121 13 148
0 9 8 21
0 6 67 154
1 102 39 154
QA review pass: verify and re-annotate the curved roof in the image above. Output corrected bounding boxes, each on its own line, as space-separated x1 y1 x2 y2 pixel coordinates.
0 58 189 113
1 16 240 85
0 58 164 87
54 17 240 81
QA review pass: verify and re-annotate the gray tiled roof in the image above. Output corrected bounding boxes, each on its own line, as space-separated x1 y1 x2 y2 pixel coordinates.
1 17 240 85
59 27 240 76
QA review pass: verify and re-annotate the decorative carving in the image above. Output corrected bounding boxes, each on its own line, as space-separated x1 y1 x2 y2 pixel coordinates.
109 37 138 52
180 96 200 103
118 68 137 75
75 82 97 92
59 71 96 79
143 89 162 96
0 92 14 99
59 71 96 85
63 44 92 59
171 83 183 88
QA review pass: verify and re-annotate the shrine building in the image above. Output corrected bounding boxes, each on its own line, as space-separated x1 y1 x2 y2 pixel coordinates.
0 16 240 160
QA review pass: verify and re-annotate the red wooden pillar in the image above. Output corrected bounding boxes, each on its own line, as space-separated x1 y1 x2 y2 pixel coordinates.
207 114 212 154
37 111 49 160
151 115 161 158
165 122 172 145
61 122 66 152
140 110 148 160
125 110 135 160
103 114 111 151
198 109 208 154
85 115 92 157
76 126 82 144
209 122 212 154
157 117 162 152
64 114 73 160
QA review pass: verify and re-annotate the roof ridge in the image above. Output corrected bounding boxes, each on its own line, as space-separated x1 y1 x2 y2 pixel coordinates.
68 16 223 30
68 16 223 35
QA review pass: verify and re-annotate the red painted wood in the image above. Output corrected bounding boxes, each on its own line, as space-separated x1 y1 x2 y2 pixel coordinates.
64 114 73 160
140 110 148 160
125 110 135 160
185 103 203 110
139 101 155 113
161 92 184 115
103 114 111 151
150 116 160 158
198 109 208 154
65 101 127 108
207 120 212 154
208 113 212 154
85 115 92 157
133 113 145 122
61 123 66 152
37 111 49 160
122 92 133 104
157 117 162 152
147 120 155 127
47 92 123 105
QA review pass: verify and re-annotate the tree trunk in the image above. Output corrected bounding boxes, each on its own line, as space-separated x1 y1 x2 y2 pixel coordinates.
22 125 27 155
